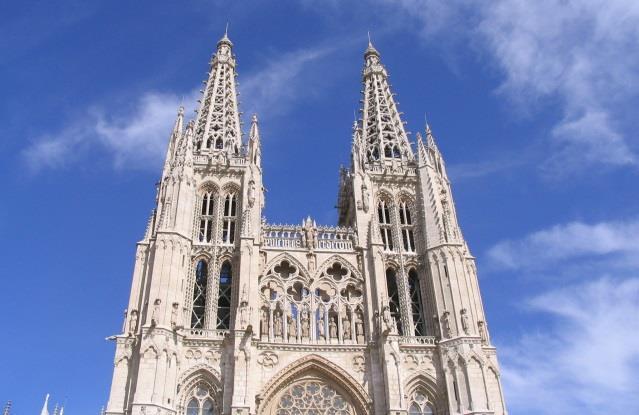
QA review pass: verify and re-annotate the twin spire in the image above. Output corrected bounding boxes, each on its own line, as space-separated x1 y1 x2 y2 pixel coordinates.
182 30 432 170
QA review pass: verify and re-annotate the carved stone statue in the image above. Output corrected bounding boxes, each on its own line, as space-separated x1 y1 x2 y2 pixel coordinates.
287 311 296 340
151 299 161 326
260 308 269 336
317 314 325 339
361 184 370 212
382 304 397 334
273 310 282 337
248 179 256 207
129 309 139 335
343 314 352 340
478 321 488 344
460 308 470 335
355 310 364 337
433 314 441 339
329 316 338 339
441 311 453 338
303 217 317 250
301 310 310 338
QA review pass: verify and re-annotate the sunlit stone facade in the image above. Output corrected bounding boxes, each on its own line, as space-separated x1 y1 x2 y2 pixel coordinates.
105 32 507 415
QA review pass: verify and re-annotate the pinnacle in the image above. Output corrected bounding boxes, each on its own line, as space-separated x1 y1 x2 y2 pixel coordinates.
217 25 233 47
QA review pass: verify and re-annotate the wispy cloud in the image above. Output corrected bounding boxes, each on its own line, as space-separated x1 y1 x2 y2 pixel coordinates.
240 45 336 120
487 219 639 270
378 0 639 174
486 219 639 413
501 277 639 415
22 91 198 173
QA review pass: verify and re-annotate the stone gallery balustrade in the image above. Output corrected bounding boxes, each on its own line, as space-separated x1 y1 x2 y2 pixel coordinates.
262 223 356 252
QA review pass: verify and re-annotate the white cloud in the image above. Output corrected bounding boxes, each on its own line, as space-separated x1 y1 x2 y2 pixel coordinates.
501 277 639 415
23 91 197 172
240 46 335 120
487 219 639 270
380 0 639 173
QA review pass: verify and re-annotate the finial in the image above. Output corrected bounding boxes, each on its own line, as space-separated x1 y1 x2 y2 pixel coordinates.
251 113 258 123
178 105 184 116
225 21 229 37
217 23 233 47
367 31 372 46
364 32 379 56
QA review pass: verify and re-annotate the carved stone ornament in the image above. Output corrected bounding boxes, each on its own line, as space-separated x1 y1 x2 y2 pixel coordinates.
257 351 279 368
352 355 365 373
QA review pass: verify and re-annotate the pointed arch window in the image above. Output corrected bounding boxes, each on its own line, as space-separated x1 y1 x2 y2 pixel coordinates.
385 268 403 335
191 260 208 329
399 201 416 252
186 384 216 415
408 391 433 415
221 193 237 245
408 269 426 336
378 201 394 251
216 261 232 329
198 191 216 243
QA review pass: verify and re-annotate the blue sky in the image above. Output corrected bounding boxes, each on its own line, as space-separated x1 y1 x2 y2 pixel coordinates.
1 1 638 414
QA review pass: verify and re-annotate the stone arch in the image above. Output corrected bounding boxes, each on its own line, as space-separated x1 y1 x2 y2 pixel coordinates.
263 252 310 282
221 181 241 195
404 373 446 414
314 254 362 282
375 189 394 205
257 354 371 415
176 366 222 414
198 181 219 194
396 190 416 205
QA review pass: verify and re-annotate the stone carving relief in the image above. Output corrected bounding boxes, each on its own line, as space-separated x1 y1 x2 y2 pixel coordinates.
352 355 366 373
257 351 279 368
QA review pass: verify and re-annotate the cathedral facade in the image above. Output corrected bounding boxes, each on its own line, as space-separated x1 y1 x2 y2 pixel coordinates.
105 32 507 415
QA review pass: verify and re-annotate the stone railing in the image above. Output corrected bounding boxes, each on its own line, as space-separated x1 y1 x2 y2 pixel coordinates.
185 328 229 340
262 223 356 252
398 336 437 345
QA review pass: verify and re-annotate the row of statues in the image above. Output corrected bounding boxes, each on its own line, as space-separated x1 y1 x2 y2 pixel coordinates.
260 306 366 343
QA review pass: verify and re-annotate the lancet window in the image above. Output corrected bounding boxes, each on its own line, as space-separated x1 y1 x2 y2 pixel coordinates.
408 269 426 336
191 260 208 329
221 193 237 245
259 258 365 344
408 391 434 415
185 383 216 415
399 201 416 252
385 268 403 335
378 200 394 251
216 261 232 329
198 191 216 243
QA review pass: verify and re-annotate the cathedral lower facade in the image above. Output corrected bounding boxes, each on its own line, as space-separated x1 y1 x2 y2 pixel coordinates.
105 31 507 415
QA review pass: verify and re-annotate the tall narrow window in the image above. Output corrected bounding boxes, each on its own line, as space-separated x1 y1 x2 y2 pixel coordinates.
191 260 208 329
399 201 416 252
385 268 403 335
221 193 237 245
198 191 215 243
216 261 232 329
378 201 394 251
408 269 426 336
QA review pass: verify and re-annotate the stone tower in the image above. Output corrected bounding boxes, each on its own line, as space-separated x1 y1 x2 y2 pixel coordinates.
105 33 507 415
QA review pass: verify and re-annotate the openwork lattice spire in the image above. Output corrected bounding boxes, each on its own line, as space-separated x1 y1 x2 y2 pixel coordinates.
194 32 242 156
359 40 413 165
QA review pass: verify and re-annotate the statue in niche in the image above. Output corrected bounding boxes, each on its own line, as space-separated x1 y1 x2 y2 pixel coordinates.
478 321 488 344
361 184 370 212
151 299 161 326
317 314 325 339
301 310 310 338
355 309 364 338
273 310 282 337
343 313 352 340
441 311 453 338
307 253 316 273
460 308 470 335
329 316 338 339
287 310 296 340
382 304 397 334
238 285 250 330
129 309 139 335
260 308 269 336
248 180 256 207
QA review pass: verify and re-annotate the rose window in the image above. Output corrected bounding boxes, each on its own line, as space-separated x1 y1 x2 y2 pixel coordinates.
275 380 355 415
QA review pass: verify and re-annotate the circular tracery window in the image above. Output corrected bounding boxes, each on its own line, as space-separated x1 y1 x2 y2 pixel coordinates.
275 380 355 415
186 383 216 415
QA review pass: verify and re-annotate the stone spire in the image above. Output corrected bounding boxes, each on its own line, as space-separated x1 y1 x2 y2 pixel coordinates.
359 39 413 165
161 106 184 177
194 30 242 156
2 401 11 415
40 394 50 415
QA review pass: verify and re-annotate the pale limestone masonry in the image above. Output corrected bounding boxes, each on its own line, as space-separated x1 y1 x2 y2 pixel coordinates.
105 32 507 415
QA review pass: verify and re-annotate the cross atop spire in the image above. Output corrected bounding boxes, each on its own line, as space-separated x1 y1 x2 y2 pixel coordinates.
358 40 413 166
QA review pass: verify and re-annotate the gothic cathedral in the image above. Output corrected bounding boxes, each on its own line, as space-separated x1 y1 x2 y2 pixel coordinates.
105 32 507 415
